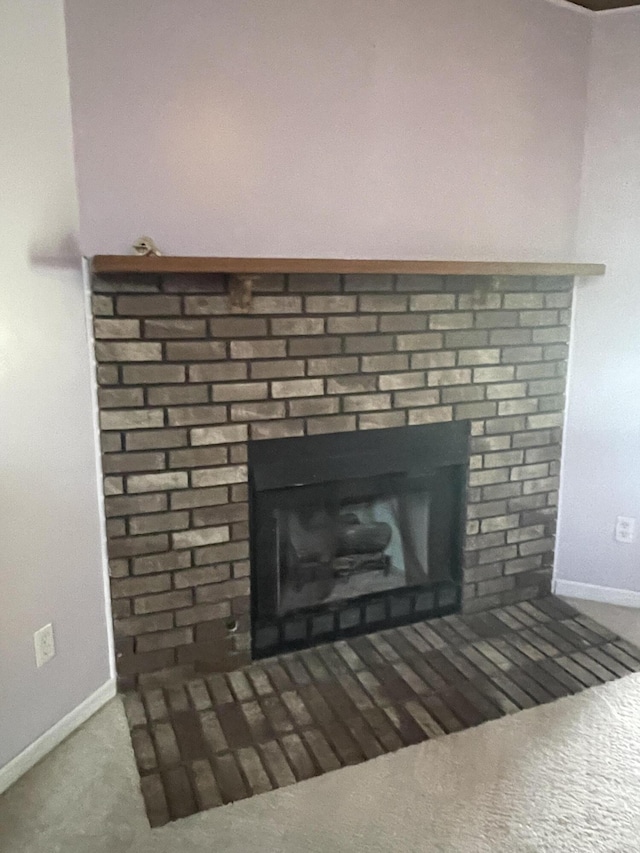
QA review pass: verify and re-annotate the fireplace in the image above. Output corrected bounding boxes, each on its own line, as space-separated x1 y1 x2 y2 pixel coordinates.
249 422 468 656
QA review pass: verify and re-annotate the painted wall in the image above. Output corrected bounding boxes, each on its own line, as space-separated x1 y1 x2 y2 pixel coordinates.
64 0 590 261
556 10 640 598
0 1 112 772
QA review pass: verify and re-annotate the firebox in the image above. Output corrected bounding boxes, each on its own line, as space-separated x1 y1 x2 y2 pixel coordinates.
248 421 469 657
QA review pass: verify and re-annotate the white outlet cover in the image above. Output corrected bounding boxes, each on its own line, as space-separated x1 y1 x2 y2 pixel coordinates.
615 516 636 545
34 623 55 668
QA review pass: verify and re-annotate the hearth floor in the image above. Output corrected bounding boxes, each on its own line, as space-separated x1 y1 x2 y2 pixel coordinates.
123 596 640 827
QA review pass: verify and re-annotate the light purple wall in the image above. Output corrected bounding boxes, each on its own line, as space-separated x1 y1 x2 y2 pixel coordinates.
0 0 111 776
64 0 590 261
556 10 640 598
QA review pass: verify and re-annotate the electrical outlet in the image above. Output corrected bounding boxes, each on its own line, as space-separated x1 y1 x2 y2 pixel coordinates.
34 623 55 668
615 516 636 545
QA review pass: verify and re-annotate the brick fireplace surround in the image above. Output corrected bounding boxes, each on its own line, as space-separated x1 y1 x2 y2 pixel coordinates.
91 271 571 687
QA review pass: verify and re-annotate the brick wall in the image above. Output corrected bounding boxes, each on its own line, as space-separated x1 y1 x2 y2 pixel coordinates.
91 272 572 685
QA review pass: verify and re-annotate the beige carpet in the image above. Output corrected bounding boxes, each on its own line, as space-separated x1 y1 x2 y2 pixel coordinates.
2 671 640 852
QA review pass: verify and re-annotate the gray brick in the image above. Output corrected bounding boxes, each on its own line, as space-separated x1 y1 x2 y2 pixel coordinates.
326 316 377 334
545 293 572 309
526 413 563 430
457 349 501 366
231 401 286 421
125 429 187 451
114 613 173 637
288 398 339 417
480 514 519 533
230 340 286 359
147 385 208 406
532 327 570 344
498 399 538 416
103 451 166 474
184 296 228 315
105 493 167 518
212 383 268 403
167 406 227 427
189 362 247 382
486 382 527 400
396 333 443 351
144 319 207 338
250 296 302 314
307 357 359 376
109 534 168 559
98 388 144 409
122 365 186 384
502 346 543 364
378 372 425 391
522 476 560 495
409 294 455 311
442 385 485 404
457 292 502 310
128 471 189 494
166 341 227 361
327 375 377 394
209 317 268 337
503 555 544 576
190 424 248 445
272 378 324 398
429 312 473 330
191 465 247 487
470 435 511 453
174 565 232 589
250 360 305 379
444 331 489 348
129 512 190 535
112 575 172 599
343 393 391 412
170 487 228 510
408 406 452 425
396 274 444 292
394 388 440 408
506 525 546 544
117 295 182 316
484 450 524 468
543 344 569 361
519 310 558 327
271 318 325 336
101 409 164 431
343 275 394 292
97 365 119 386
173 526 230 549
344 335 394 354
411 352 456 370
359 411 406 430
362 354 409 373
288 274 340 292
306 415 357 435
482 483 523 500
428 369 471 387
193 541 249 567
518 537 555 556
379 315 427 332
469 469 509 487
473 366 515 383
175 602 230 626
134 588 193 615
489 329 532 346
95 342 162 362
359 295 407 313
92 295 113 316
132 550 192 575
454 402 497 420
525 445 560 464
485 416 527 435
503 294 545 309
94 319 141 339
192 503 248 527
475 311 518 328
251 420 305 440
137 628 193 651
466 501 508 520
288 337 342 356
516 363 557 380
305 295 356 313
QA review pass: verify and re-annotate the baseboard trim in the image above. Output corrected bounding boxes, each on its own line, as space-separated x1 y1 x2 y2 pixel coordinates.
0 677 116 795
553 579 640 608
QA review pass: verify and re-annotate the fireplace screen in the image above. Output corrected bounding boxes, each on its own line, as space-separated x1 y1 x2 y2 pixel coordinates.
276 490 430 616
249 422 469 657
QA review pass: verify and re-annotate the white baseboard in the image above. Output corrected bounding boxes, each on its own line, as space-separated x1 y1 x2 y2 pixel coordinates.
553 579 640 609
0 677 116 795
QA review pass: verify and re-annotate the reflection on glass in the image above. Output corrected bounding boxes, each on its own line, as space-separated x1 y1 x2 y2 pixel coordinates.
276 492 430 615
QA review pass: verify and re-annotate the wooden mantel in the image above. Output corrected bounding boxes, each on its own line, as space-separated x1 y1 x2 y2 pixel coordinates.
92 256 606 277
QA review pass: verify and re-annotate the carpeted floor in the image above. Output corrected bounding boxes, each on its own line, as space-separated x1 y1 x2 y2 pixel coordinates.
2 602 640 852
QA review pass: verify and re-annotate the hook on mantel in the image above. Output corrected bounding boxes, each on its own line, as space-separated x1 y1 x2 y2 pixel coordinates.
228 274 260 312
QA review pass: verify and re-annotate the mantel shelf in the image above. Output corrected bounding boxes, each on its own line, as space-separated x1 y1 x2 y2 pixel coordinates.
92 256 606 278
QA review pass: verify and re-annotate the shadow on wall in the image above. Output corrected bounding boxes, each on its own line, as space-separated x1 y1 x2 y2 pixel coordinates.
29 233 82 272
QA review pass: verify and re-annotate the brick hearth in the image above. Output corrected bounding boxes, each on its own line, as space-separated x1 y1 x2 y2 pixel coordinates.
91 271 572 684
